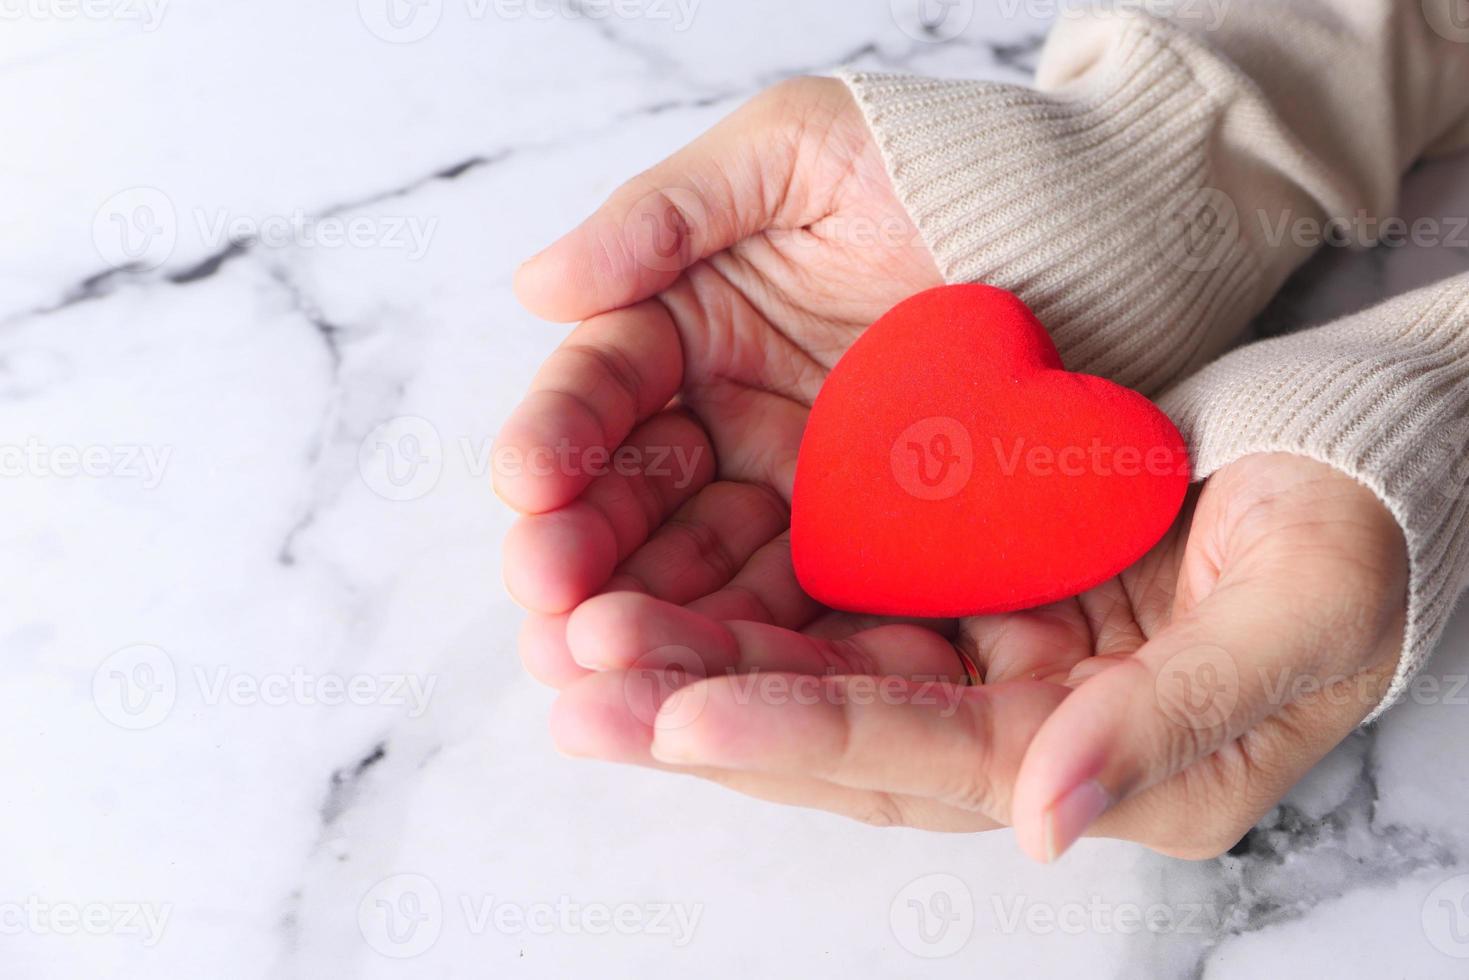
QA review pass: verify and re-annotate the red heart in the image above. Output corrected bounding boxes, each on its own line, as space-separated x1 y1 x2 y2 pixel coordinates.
791 284 1189 618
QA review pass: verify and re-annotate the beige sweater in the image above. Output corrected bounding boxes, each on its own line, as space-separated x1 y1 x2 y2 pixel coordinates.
841 0 1469 721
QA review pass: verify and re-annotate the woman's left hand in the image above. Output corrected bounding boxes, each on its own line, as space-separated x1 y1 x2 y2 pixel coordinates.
546 452 1408 860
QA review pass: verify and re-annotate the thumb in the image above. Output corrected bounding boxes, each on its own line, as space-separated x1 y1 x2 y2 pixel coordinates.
1009 569 1385 863
513 79 838 323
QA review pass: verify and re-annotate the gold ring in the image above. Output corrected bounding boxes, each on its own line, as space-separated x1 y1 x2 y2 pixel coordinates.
956 648 983 687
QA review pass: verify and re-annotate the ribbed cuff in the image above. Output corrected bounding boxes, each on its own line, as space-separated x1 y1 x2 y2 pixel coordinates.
839 14 1264 396
1159 276 1469 724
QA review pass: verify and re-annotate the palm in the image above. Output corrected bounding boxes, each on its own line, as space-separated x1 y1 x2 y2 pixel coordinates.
666 250 1197 686
659 80 940 509
501 74 1209 684
950 509 1194 689
647 118 1203 677
503 78 1410 860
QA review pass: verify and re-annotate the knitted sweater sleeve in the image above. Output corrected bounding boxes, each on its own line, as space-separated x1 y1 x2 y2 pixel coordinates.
840 0 1469 719
841 1 1469 394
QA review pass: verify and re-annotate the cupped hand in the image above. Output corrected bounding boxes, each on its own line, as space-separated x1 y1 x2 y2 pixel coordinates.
498 78 1410 860
542 453 1407 860
499 76 941 673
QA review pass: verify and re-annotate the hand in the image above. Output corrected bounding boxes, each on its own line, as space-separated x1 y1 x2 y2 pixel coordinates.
498 76 942 677
497 77 1410 860
543 453 1408 860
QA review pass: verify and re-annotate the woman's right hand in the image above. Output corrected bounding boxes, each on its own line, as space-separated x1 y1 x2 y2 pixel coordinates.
497 76 945 678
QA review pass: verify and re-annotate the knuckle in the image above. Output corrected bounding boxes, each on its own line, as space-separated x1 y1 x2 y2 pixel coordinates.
589 210 642 284
562 341 644 415
937 697 1001 815
1171 733 1211 781
939 767 999 816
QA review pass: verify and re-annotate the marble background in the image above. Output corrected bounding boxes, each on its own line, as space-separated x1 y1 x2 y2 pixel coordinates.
5 1 1469 977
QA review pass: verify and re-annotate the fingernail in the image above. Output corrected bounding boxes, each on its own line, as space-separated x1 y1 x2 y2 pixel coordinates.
1043 780 1111 862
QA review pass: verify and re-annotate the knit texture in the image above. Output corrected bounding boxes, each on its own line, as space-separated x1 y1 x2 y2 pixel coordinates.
1161 276 1469 722
841 0 1469 719
840 19 1263 396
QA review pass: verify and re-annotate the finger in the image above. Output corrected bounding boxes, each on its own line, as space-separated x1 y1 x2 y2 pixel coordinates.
692 541 951 642
550 666 682 763
518 611 590 689
802 610 957 642
580 411 715 558
566 593 737 674
651 673 1068 824
549 670 1002 832
517 556 755 694
501 411 714 613
1009 574 1391 864
687 532 822 630
659 271 830 410
695 769 1004 833
605 480 788 604
954 600 1093 686
503 503 615 615
725 621 968 681
514 79 845 323
494 302 686 514
567 592 968 681
1088 674 1389 859
558 604 973 765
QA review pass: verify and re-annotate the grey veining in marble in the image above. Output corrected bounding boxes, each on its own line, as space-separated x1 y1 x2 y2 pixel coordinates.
4 2 1469 977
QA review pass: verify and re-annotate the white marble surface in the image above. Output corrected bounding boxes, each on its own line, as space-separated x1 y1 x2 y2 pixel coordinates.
5 2 1469 977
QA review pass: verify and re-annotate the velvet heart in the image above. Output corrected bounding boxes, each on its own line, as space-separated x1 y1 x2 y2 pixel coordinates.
791 284 1190 618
